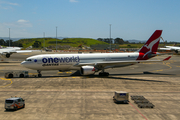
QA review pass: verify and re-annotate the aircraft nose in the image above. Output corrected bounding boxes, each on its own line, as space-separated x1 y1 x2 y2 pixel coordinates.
21 61 26 66
21 61 29 68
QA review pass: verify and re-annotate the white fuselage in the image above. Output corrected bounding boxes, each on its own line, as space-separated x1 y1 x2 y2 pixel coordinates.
21 52 140 71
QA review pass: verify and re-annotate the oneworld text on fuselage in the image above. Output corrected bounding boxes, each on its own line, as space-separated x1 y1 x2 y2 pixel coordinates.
42 56 80 63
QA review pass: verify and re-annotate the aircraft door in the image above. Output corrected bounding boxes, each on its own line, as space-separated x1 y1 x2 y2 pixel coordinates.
105 55 111 61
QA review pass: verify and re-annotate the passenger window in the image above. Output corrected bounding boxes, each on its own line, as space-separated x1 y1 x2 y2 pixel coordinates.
18 99 21 102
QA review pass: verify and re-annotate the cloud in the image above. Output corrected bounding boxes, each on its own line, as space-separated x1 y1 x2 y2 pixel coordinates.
0 1 19 9
0 20 33 38
7 2 19 6
17 19 29 23
2 19 32 28
70 0 78 2
17 19 32 27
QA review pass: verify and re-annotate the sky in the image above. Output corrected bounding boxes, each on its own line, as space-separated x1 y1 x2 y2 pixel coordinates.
0 0 180 42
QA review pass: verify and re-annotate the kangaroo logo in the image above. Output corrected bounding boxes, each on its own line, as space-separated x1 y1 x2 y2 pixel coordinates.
142 37 160 58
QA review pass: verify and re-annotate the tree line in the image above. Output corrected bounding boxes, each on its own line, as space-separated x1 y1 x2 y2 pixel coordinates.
97 38 129 44
0 39 23 47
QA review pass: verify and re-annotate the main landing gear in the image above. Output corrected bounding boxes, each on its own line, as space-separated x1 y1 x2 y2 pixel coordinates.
37 70 42 77
99 69 109 76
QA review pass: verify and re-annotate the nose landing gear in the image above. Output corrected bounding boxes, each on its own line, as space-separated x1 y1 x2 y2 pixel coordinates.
37 70 42 77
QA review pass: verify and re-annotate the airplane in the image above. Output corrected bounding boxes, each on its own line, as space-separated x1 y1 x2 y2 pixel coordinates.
0 46 34 61
159 45 180 53
21 30 171 77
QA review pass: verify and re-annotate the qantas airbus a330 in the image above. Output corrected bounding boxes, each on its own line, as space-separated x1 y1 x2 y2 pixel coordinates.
21 30 171 77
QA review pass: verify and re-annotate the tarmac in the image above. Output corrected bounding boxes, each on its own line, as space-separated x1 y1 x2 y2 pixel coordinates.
0 54 180 120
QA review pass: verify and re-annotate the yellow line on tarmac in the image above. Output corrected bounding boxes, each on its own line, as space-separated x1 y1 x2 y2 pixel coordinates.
0 78 13 88
150 60 172 72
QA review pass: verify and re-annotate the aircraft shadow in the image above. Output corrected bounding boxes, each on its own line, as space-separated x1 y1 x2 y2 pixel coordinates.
9 71 174 80
110 72 174 76
107 76 167 83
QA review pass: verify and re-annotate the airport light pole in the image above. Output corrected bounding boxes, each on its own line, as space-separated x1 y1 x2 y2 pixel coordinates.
109 24 111 51
56 26 57 52
9 28 10 47
43 32 45 50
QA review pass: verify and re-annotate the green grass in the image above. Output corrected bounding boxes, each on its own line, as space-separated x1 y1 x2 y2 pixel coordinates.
18 38 108 48
17 38 179 49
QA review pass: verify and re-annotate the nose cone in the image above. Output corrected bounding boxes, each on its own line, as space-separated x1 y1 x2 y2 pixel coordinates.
21 60 37 70
21 61 31 68
21 61 27 67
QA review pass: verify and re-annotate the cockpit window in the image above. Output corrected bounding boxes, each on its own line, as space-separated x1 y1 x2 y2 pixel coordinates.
25 59 32 61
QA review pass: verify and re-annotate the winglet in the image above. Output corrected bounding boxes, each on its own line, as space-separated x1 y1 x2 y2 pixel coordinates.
163 56 171 61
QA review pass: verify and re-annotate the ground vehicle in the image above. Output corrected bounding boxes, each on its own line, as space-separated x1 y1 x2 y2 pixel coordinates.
5 97 25 110
5 71 29 78
113 91 129 103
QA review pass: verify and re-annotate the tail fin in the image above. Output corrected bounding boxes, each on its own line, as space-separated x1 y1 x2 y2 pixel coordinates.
137 30 162 60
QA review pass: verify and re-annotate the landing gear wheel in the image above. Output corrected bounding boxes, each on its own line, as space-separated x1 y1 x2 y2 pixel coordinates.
37 70 42 77
99 72 109 76
38 74 42 77
175 50 178 54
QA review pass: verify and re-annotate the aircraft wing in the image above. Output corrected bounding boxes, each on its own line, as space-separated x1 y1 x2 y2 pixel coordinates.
0 49 16 54
0 50 33 54
159 48 172 50
74 56 171 69
0 49 39 59
16 50 34 53
159 46 180 51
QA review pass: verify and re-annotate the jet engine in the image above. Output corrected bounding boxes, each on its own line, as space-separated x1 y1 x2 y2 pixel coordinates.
1 53 11 58
175 50 178 54
80 66 96 75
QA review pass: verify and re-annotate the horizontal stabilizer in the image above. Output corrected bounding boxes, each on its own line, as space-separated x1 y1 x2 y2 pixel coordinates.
163 56 171 61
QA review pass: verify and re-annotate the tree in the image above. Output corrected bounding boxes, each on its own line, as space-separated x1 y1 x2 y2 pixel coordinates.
32 41 41 48
114 38 124 44
97 38 103 42
5 40 13 46
0 39 5 46
104 38 110 43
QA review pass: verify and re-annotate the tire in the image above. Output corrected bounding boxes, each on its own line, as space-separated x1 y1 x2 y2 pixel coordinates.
8 74 13 78
99 72 109 76
38 74 42 77
105 72 109 76
14 107 17 110
22 104 25 108
19 74 24 78
99 72 103 76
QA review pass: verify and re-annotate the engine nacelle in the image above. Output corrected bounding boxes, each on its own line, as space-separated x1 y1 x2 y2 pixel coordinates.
175 50 178 53
1 53 11 58
80 66 96 75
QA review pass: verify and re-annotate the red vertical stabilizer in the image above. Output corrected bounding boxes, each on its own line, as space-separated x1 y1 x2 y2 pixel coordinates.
137 30 162 60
